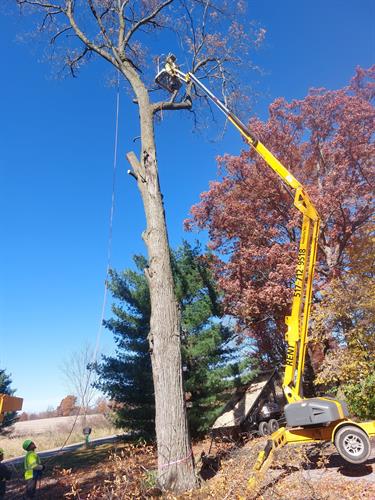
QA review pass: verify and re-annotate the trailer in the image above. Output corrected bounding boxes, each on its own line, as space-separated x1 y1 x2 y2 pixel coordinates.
212 370 285 437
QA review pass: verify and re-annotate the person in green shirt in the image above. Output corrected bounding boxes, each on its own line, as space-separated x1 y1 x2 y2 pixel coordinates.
22 440 44 498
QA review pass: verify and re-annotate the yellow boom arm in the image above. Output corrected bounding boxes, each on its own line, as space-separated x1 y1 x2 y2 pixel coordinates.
156 58 320 403
220 112 320 403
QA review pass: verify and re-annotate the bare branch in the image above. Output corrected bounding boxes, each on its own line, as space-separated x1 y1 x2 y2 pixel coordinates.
87 0 114 50
126 150 143 179
40 9 61 30
152 77 195 114
18 0 62 9
181 0 197 61
65 0 117 67
181 0 211 70
152 98 193 114
193 56 219 74
117 0 128 55
123 0 174 46
65 45 91 77
50 25 72 44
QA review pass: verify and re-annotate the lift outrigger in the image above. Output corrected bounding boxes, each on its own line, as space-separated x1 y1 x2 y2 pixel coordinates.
155 55 375 485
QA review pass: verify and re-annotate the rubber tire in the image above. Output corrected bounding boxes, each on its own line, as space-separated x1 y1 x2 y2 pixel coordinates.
334 425 371 464
258 421 269 436
268 418 279 434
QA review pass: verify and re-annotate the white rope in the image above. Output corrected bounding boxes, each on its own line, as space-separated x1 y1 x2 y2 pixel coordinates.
93 69 121 363
44 72 122 462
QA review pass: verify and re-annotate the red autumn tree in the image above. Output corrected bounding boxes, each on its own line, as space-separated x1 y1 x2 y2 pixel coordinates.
57 395 77 417
187 66 375 363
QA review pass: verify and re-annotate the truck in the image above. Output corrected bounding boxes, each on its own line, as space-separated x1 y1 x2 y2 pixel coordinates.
211 370 284 438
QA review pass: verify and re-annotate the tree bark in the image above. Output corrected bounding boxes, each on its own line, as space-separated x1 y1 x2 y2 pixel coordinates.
126 81 197 491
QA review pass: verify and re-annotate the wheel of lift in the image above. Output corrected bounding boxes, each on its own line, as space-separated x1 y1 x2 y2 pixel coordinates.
334 425 371 464
268 418 279 434
258 421 269 436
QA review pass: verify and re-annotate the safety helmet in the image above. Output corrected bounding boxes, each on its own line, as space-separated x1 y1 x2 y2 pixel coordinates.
22 439 33 451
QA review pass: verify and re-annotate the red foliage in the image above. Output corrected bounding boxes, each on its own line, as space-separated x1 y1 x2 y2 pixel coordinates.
57 395 77 417
187 66 375 359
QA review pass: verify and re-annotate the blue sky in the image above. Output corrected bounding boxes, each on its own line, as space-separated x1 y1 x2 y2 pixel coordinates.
1 1 373 412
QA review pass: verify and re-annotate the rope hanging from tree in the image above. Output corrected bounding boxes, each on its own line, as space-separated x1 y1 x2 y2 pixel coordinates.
44 71 121 462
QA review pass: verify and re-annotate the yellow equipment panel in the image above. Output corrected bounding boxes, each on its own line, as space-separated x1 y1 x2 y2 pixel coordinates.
0 394 23 420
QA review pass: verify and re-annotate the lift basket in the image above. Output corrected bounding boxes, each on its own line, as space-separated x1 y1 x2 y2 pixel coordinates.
155 68 182 93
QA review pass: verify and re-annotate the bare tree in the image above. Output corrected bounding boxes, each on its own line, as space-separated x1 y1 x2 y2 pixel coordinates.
61 344 99 417
14 0 263 491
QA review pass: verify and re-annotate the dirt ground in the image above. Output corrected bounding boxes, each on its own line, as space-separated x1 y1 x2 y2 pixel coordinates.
4 436 375 499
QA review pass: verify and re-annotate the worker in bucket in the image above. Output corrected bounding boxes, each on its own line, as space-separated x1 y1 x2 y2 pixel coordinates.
0 448 12 499
22 440 44 498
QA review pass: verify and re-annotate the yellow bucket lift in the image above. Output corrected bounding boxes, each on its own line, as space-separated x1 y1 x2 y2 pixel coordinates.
155 55 375 487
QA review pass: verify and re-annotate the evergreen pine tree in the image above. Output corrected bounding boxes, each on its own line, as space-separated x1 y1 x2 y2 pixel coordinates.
97 243 254 437
96 255 155 436
172 242 254 435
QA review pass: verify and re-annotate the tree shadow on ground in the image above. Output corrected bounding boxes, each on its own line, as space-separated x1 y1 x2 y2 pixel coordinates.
329 454 375 478
338 463 373 477
305 446 375 478
199 451 222 480
252 452 375 500
198 432 254 481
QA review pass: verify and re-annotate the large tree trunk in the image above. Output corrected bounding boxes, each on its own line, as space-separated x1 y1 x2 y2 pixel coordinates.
127 94 197 491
